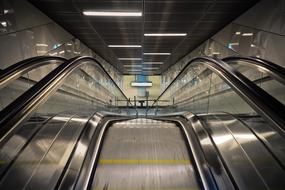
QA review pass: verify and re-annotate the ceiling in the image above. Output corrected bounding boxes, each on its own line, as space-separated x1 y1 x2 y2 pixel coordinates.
29 0 259 75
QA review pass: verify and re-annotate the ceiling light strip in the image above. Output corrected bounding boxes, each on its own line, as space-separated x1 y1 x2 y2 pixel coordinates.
143 67 159 70
143 53 170 55
144 33 187 36
127 69 142 72
124 65 142 67
143 62 164 65
83 11 142 17
108 45 141 48
118 58 142 60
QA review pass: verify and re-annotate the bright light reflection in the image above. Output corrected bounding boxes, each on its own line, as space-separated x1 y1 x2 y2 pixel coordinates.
229 42 239 46
242 33 253 36
1 21 7 27
213 135 232 145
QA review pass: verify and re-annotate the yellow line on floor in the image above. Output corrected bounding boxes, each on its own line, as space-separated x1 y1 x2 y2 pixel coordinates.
98 159 191 165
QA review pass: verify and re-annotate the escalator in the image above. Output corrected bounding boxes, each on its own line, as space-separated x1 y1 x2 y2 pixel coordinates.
0 56 67 111
0 55 284 189
91 118 201 190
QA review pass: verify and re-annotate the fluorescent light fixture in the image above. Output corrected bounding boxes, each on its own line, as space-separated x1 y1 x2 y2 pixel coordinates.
4 10 9 14
74 51 80 54
242 33 253 36
143 53 170 55
108 45 141 48
131 82 152 87
212 52 220 55
119 58 142 60
59 50 65 54
235 31 241 35
144 33 187 36
228 42 239 46
83 11 142 17
250 44 256 47
36 43 48 47
124 65 142 67
143 62 164 65
66 43 72 46
143 67 159 70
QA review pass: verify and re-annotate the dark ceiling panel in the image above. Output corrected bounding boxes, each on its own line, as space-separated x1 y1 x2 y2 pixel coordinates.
29 0 259 75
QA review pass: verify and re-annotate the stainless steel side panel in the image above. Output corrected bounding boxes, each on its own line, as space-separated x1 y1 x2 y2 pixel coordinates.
0 115 88 189
239 115 285 168
199 113 285 190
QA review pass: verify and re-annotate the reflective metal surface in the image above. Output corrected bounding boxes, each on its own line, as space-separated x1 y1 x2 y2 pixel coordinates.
198 113 285 189
183 113 235 190
0 114 88 189
92 118 200 190
238 115 285 169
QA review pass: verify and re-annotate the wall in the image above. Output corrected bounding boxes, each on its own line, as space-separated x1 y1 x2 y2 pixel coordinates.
0 0 122 87
161 0 285 89
122 75 161 103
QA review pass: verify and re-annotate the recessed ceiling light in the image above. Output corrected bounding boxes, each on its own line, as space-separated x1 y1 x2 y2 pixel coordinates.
118 58 142 60
83 11 142 17
235 31 241 35
143 62 164 65
242 33 253 36
144 33 187 36
108 45 141 48
143 53 170 55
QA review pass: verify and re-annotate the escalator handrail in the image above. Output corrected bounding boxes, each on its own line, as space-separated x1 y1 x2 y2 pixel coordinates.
150 56 285 136
0 56 131 142
0 56 67 88
222 56 285 85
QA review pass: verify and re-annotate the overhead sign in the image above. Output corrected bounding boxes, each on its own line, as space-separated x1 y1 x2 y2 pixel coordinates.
131 81 152 87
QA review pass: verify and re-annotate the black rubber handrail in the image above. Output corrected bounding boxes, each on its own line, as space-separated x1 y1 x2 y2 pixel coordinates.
0 56 131 142
150 56 285 136
0 56 67 88
222 56 285 85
